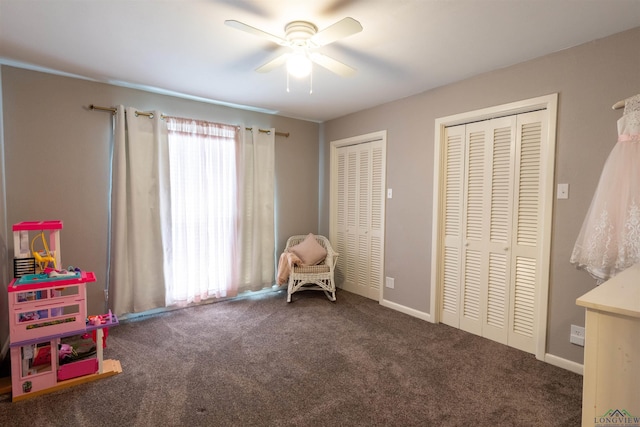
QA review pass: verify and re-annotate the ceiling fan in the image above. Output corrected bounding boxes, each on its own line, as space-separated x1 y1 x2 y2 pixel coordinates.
224 17 363 78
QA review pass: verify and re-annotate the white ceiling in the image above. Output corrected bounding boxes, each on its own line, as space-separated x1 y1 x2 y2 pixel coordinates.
1 0 639 123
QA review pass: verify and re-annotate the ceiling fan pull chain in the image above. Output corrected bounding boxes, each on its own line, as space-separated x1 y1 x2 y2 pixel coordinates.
286 71 290 93
309 67 313 95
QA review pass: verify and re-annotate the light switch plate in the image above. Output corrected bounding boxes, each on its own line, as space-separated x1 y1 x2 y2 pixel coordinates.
385 277 394 289
557 183 569 199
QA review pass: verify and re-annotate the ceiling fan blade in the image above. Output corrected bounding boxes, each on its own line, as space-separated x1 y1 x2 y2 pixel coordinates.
256 53 290 73
310 53 356 77
224 20 288 46
311 17 363 46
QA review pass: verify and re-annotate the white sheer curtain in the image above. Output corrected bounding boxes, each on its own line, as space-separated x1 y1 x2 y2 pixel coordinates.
165 118 240 305
110 106 171 316
238 127 275 292
110 114 275 312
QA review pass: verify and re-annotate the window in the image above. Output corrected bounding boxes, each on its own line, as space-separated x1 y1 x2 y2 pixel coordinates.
165 118 239 305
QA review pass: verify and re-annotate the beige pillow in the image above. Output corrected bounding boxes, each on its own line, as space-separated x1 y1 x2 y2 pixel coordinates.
289 233 327 266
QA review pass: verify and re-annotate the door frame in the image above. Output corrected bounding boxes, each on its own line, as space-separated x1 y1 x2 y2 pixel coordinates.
330 130 387 301
430 94 558 361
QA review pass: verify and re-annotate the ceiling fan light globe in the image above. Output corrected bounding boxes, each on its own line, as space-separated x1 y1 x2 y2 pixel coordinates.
287 54 312 78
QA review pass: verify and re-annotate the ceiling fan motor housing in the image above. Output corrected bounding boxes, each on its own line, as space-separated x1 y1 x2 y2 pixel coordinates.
285 21 318 47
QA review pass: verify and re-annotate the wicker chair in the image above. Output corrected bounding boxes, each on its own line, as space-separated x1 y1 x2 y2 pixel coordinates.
285 234 338 303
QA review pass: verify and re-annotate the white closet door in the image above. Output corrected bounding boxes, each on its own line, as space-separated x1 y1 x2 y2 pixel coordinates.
440 112 545 354
357 147 372 296
335 149 348 287
482 117 517 345
440 125 465 328
335 140 385 300
459 116 516 342
508 110 547 354
336 148 358 291
346 148 359 292
369 143 385 299
458 121 489 336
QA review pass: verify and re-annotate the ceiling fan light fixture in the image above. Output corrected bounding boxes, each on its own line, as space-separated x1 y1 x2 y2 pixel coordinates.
225 16 363 84
286 53 312 78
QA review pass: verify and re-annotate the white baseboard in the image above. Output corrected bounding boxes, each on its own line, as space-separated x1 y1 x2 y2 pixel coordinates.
380 298 432 322
545 353 584 375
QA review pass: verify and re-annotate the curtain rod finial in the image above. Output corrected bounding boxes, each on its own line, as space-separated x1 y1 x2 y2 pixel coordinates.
88 104 117 114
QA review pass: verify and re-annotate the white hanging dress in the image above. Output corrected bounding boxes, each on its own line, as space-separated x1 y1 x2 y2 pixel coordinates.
570 94 640 282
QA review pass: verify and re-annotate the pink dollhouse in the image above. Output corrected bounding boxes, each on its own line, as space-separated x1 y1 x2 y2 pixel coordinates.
7 221 121 401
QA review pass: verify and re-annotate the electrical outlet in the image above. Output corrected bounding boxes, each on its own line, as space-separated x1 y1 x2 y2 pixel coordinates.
570 325 585 346
385 277 395 289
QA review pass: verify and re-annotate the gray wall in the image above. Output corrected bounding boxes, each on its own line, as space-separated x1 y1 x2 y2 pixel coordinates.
320 26 640 365
0 67 8 357
2 26 639 367
0 66 320 351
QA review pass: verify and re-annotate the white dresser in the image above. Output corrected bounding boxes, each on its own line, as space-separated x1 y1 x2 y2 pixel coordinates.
576 263 640 426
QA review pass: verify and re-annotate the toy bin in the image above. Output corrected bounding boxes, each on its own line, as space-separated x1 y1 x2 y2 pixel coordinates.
58 358 99 381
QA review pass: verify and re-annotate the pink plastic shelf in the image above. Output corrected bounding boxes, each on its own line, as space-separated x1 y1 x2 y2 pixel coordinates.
12 220 63 231
8 271 96 293
9 271 97 345
10 313 118 348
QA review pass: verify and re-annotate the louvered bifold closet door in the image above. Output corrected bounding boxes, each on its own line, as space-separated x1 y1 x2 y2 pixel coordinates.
335 149 348 287
482 116 517 345
440 125 465 328
356 146 372 297
368 141 385 299
439 110 546 355
336 147 359 291
458 122 488 336
335 141 385 300
459 117 516 340
507 110 547 354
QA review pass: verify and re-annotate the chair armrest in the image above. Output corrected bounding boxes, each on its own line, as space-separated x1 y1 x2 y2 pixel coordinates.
327 252 338 269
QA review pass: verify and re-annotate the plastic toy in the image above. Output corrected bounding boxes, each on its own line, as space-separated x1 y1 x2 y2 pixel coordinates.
58 344 77 361
13 221 62 274
7 221 121 402
31 231 57 271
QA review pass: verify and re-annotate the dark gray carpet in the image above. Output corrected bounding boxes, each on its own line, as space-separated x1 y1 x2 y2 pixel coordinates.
0 289 582 426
